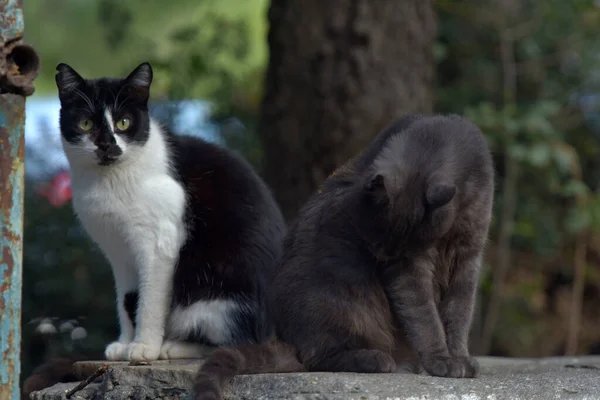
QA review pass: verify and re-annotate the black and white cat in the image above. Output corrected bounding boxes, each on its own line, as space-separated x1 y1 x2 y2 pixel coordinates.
55 62 285 361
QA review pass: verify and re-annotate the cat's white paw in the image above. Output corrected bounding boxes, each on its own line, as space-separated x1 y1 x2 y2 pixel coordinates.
159 340 212 360
105 341 129 361
127 341 161 361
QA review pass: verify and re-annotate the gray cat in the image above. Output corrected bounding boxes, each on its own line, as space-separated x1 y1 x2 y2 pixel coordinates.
193 114 495 400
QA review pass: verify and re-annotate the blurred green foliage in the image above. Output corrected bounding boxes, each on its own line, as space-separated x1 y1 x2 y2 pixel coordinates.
440 0 600 247
436 0 600 355
20 0 600 383
25 0 268 99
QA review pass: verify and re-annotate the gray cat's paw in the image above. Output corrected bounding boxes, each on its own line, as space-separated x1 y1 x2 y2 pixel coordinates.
421 355 479 378
451 356 479 377
355 349 396 373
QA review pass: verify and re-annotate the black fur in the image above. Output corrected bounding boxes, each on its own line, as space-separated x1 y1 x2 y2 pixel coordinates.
166 134 284 344
124 291 138 328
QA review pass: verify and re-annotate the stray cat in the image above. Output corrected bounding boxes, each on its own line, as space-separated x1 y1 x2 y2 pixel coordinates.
192 114 494 399
55 62 285 362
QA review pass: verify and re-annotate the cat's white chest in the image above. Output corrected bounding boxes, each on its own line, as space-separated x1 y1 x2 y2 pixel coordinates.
71 170 188 270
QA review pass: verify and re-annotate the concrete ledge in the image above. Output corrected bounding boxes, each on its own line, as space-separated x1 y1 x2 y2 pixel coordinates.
30 356 600 400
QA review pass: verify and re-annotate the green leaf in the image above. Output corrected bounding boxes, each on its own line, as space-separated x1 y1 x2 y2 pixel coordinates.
551 145 576 173
566 206 592 233
562 180 590 198
434 42 448 62
523 113 558 137
528 143 551 167
504 118 521 135
509 143 528 160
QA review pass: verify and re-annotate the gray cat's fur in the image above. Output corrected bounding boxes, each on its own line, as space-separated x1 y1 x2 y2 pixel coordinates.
193 114 495 399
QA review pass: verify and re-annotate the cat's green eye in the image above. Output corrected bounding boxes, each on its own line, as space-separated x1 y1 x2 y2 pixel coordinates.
116 117 131 131
78 118 93 131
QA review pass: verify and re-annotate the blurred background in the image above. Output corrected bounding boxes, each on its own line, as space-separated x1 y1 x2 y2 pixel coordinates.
19 0 600 385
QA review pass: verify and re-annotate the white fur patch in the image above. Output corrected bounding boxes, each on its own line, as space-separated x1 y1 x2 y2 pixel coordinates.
104 108 114 132
63 118 188 361
168 299 239 345
61 135 98 168
104 108 128 151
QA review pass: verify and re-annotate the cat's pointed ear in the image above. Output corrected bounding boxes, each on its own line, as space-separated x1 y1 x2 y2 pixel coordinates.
125 62 153 100
365 173 385 191
55 63 85 99
426 182 456 210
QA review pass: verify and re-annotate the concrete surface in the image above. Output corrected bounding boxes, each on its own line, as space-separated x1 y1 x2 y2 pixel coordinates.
29 356 600 400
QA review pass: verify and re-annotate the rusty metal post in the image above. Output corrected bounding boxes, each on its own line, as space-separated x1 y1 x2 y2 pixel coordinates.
0 0 39 398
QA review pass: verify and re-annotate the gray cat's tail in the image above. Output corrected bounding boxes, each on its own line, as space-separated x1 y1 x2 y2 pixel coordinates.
193 340 304 400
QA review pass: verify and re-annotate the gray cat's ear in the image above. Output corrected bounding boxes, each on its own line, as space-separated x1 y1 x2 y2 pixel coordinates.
125 62 153 98
55 63 85 98
426 182 456 210
365 173 385 191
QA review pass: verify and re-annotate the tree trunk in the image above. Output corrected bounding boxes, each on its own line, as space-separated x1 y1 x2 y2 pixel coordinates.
259 0 437 221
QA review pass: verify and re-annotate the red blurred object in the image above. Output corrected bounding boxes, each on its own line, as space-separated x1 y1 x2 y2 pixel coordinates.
38 171 72 206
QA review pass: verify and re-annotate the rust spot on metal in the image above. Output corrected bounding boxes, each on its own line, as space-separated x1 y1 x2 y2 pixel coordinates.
1 227 19 244
0 100 25 222
0 313 16 392
0 253 9 310
1 247 13 276
0 0 39 97
0 37 40 96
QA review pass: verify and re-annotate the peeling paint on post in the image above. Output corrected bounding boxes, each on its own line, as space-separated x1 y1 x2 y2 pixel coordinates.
0 0 39 399
0 91 24 400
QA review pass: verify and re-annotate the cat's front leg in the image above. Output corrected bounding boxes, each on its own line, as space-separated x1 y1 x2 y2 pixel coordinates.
124 255 174 361
438 249 483 378
384 257 464 378
125 178 186 361
126 223 181 361
105 262 138 360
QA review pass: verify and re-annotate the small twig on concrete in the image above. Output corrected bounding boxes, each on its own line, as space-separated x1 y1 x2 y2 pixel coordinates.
564 364 600 370
65 365 109 398
128 360 151 366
